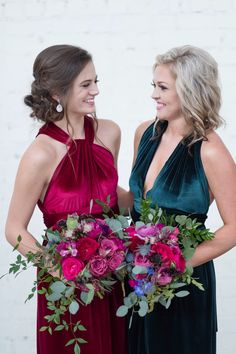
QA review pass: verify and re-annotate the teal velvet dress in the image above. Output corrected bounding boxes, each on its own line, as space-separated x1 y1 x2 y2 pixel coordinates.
129 121 217 354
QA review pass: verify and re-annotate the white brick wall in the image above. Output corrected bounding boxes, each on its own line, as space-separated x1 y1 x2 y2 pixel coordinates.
0 1 236 353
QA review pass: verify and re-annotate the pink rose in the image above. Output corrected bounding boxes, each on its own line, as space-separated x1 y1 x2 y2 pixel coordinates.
108 253 124 271
151 268 173 286
62 257 85 280
99 239 118 257
112 238 126 251
158 272 173 286
90 256 108 277
134 253 152 267
77 237 99 261
136 225 157 239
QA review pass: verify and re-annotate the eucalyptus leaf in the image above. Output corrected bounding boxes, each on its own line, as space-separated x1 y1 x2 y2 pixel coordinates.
158 296 167 308
124 297 133 308
46 292 63 301
138 307 148 317
116 305 128 317
128 292 138 305
86 289 95 304
80 291 88 304
105 219 122 233
46 230 61 244
117 215 129 228
175 290 190 297
135 221 145 229
50 281 66 294
65 286 75 298
165 297 172 309
132 265 148 275
139 300 148 312
169 282 186 289
69 300 80 315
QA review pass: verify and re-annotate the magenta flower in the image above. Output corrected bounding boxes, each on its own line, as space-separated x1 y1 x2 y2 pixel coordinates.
62 257 85 280
84 221 103 238
128 279 137 288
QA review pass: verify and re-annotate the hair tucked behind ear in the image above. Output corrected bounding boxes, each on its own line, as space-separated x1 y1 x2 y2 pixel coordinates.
153 45 224 146
24 44 92 123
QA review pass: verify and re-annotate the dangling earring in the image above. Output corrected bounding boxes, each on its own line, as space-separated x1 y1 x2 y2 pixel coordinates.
56 99 63 113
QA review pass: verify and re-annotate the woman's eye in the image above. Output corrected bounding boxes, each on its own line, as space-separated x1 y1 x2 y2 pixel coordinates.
95 79 99 84
82 83 90 88
159 85 167 91
151 82 156 88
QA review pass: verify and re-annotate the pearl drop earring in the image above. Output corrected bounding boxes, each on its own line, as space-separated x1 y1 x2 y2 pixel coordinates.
56 99 63 113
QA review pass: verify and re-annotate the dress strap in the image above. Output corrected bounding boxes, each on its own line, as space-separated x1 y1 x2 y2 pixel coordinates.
84 116 95 144
37 116 95 145
37 122 71 145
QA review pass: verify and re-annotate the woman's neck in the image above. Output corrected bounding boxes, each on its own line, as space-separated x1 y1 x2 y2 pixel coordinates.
55 115 86 139
164 118 191 139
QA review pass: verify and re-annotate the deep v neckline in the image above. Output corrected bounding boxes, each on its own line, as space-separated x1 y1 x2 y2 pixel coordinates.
143 131 184 199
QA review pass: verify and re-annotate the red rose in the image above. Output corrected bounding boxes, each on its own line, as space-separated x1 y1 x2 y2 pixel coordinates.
62 257 85 280
173 254 186 273
77 237 99 261
151 242 175 265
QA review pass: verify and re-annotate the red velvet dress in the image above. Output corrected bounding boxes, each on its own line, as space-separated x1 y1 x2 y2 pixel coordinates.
36 117 127 354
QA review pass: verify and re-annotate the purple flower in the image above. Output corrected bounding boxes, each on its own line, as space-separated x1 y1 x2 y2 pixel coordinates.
56 241 78 257
144 282 154 294
134 285 144 296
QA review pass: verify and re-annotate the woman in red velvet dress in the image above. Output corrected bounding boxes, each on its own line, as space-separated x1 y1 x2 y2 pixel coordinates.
5 45 127 354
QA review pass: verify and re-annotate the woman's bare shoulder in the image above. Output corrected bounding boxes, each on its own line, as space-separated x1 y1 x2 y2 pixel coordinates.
134 119 155 144
96 118 121 136
201 130 235 164
19 135 58 173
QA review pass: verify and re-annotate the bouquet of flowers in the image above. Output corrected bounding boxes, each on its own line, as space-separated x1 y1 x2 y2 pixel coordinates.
116 199 214 325
6 209 129 354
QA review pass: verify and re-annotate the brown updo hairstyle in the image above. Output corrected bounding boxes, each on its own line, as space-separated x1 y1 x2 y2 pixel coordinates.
24 44 92 123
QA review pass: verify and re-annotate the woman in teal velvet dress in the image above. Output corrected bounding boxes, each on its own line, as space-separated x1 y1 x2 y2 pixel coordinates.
128 45 236 354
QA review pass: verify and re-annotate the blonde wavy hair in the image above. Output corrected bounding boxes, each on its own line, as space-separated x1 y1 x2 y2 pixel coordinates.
153 45 224 145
